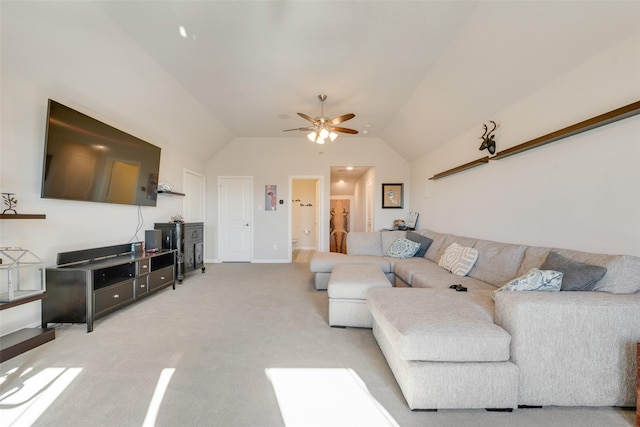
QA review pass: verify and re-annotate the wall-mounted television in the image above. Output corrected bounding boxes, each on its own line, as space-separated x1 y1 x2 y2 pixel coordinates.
41 99 161 207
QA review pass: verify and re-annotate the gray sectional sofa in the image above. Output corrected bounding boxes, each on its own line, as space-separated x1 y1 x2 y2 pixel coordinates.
309 229 640 410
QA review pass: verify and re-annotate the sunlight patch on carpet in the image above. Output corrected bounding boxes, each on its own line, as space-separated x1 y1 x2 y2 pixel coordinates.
266 368 399 427
142 368 175 427
0 367 82 426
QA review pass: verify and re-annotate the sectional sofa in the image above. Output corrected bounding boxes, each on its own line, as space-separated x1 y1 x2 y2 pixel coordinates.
309 229 640 410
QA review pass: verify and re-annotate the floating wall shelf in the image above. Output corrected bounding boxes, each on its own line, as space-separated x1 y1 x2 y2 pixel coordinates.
429 156 489 180
156 190 185 196
0 214 46 219
492 100 640 160
429 100 640 180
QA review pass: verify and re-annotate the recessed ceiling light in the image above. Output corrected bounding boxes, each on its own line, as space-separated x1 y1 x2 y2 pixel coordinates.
179 25 188 38
339 180 345 184
346 166 354 171
365 123 373 128
362 130 369 135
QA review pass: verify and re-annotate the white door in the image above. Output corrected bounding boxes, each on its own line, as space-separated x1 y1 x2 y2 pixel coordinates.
219 177 252 262
183 169 205 222
366 179 373 232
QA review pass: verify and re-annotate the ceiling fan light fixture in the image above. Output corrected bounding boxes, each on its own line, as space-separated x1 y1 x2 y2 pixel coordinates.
287 94 357 147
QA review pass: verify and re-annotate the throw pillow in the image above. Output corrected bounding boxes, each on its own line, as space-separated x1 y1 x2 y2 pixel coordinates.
492 268 563 299
386 238 421 259
438 243 479 276
406 231 433 258
540 251 607 291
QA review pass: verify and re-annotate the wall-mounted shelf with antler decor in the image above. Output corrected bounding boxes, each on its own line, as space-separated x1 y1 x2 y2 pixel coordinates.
428 100 639 181
492 100 640 160
429 156 489 180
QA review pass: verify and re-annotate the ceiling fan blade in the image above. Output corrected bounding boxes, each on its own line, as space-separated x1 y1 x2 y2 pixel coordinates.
297 112 319 125
330 113 355 125
330 126 359 135
283 127 314 132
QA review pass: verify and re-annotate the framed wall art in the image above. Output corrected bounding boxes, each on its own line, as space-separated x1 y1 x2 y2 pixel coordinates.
382 183 403 209
265 185 277 211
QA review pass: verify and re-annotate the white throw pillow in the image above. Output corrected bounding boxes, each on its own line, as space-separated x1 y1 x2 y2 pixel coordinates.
492 268 563 299
386 238 421 259
438 243 479 276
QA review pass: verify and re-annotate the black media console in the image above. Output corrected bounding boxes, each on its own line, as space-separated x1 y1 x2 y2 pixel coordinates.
42 243 176 332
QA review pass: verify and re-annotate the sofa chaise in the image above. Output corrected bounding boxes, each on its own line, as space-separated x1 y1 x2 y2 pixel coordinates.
309 229 640 410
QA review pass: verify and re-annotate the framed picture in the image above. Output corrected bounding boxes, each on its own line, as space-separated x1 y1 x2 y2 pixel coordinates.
382 183 403 209
265 185 277 211
406 212 419 229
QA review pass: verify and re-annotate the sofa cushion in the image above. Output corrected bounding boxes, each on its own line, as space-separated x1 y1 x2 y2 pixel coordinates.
406 231 433 257
392 258 436 285
386 238 421 259
438 243 478 276
541 251 607 291
327 264 391 299
367 288 511 362
468 240 526 286
411 269 498 291
419 229 449 262
310 252 392 273
381 230 406 254
434 234 479 262
346 232 382 256
492 268 563 299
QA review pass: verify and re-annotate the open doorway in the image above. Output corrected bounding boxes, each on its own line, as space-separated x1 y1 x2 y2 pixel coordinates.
290 177 322 263
330 166 374 252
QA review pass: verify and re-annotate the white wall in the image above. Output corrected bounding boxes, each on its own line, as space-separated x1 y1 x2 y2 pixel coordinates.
0 3 222 335
411 31 640 257
206 137 410 261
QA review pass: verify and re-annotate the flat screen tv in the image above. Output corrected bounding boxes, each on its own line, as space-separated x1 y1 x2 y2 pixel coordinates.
42 99 161 206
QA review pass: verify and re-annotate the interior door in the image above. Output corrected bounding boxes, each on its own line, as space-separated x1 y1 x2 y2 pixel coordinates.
183 169 205 222
219 177 252 262
366 179 373 232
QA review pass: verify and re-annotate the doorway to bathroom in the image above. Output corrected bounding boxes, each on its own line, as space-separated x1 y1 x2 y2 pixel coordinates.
290 176 323 263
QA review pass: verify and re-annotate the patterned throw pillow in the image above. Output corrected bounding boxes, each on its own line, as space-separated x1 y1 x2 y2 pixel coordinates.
438 243 479 276
386 238 421 259
492 268 563 299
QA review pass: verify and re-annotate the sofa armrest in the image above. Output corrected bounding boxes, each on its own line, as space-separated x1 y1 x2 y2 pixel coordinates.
494 291 640 406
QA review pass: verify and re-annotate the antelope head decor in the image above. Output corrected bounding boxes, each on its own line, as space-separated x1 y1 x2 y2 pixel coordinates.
479 121 498 155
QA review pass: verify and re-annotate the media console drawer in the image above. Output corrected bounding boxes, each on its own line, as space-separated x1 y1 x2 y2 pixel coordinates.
149 266 174 291
94 279 134 316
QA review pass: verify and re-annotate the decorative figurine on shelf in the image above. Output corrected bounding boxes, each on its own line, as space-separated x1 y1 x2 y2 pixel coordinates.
1 193 18 214
479 121 499 155
170 214 184 223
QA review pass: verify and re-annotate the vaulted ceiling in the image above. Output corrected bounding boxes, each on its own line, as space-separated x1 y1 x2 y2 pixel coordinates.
97 1 640 161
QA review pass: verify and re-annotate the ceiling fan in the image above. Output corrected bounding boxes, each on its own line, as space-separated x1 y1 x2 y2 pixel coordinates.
283 94 358 144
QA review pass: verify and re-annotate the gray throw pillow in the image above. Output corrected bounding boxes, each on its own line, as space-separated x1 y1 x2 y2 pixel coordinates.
540 251 607 291
406 231 433 258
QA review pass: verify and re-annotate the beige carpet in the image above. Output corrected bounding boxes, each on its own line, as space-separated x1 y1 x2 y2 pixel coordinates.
0 262 636 426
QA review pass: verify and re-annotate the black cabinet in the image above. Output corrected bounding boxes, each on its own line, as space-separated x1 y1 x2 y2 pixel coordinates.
154 222 205 282
43 244 175 332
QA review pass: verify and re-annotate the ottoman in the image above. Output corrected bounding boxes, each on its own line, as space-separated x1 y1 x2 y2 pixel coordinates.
327 264 392 328
367 288 519 410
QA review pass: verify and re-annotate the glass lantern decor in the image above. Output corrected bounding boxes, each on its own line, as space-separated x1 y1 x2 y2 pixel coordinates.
0 247 46 303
